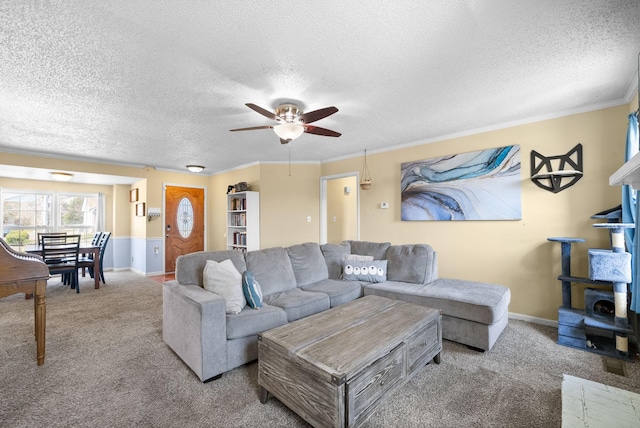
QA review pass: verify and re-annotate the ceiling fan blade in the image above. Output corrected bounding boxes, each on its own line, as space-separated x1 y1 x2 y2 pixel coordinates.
303 125 341 137
229 125 273 132
245 103 278 121
299 106 338 124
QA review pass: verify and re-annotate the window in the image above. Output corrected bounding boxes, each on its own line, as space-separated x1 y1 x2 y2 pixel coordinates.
1 189 103 251
177 197 194 238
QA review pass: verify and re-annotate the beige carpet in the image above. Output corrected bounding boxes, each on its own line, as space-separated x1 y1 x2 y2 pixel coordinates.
1 271 639 428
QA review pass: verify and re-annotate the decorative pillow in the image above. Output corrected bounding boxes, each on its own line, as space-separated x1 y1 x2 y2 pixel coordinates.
203 259 246 314
345 241 391 260
345 254 374 262
242 270 263 309
341 259 387 283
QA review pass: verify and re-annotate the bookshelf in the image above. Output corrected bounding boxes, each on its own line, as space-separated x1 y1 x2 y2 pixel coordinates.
227 191 260 252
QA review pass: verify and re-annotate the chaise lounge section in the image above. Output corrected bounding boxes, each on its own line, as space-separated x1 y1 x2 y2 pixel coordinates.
163 240 510 382
352 241 509 351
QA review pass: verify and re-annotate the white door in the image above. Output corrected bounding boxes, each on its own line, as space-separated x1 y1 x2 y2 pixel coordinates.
320 173 359 244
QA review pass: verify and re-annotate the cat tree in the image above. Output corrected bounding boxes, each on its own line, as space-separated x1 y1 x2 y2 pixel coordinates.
548 223 635 361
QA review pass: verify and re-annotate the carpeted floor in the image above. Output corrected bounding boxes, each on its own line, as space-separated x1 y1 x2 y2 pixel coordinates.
1 271 639 427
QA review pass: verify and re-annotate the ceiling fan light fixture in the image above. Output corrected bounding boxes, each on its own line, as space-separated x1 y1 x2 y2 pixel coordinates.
186 165 205 173
49 172 74 181
273 123 304 141
231 102 339 141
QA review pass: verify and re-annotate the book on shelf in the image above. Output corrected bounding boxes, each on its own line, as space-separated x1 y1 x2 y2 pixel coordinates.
232 231 247 246
230 198 247 211
229 213 247 226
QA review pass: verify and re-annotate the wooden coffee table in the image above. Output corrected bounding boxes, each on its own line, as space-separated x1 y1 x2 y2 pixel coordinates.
258 295 442 427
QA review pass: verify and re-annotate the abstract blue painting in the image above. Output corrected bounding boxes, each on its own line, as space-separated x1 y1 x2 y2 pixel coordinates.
401 145 521 221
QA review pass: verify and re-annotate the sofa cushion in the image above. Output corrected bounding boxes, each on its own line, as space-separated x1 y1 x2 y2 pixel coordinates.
386 244 437 284
342 259 387 283
245 247 297 296
176 250 247 287
203 259 246 315
346 240 391 260
263 288 330 322
242 270 263 309
321 242 351 279
300 279 363 307
364 278 510 325
226 304 288 340
286 242 329 286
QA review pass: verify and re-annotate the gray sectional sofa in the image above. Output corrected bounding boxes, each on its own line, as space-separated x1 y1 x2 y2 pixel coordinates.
162 240 511 382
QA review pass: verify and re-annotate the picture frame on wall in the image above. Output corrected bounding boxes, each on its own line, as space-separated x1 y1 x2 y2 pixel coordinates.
400 145 521 221
136 202 146 217
130 188 139 202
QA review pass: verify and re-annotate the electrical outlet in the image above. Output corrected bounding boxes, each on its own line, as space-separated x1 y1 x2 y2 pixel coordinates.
131 257 134 263
307 216 312 222
380 202 389 209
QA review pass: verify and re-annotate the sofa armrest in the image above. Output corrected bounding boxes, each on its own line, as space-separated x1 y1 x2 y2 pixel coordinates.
162 280 227 382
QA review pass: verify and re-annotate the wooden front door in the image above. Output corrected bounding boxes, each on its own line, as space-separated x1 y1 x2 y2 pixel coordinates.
165 186 205 273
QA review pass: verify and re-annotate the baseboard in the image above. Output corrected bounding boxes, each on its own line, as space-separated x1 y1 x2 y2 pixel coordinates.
109 267 162 277
129 267 146 276
145 271 164 277
509 312 557 327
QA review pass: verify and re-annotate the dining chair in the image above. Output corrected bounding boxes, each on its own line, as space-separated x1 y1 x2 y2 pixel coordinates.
38 232 71 283
86 232 111 284
36 233 68 266
78 232 102 278
37 232 67 246
41 234 81 293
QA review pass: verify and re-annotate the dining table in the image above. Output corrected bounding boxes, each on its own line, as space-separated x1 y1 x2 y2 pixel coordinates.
26 245 102 290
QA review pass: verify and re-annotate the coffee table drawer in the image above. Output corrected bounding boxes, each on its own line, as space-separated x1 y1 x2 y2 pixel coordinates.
347 344 405 426
407 319 441 371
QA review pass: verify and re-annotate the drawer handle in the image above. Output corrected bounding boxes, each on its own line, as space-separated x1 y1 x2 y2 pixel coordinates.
421 341 428 346
380 380 385 386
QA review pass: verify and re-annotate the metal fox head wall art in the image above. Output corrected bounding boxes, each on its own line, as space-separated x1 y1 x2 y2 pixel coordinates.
530 144 583 193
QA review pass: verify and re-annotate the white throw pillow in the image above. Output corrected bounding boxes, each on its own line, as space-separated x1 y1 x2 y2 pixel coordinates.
344 254 374 262
203 259 246 314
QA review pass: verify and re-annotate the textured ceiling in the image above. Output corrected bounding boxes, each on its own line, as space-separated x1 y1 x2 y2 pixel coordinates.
1 1 640 179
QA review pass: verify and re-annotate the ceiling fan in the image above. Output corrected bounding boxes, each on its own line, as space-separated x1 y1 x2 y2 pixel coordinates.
230 103 341 144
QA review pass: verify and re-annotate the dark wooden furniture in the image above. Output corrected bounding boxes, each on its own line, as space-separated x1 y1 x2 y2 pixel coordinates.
28 244 101 290
87 232 110 284
41 234 81 293
36 232 67 245
78 232 102 278
0 237 50 365
81 245 101 289
258 295 442 427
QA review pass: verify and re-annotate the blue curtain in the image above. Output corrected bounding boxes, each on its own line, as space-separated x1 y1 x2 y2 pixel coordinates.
623 112 639 311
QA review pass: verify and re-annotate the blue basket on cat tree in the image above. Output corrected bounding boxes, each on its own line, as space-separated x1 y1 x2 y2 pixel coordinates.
548 223 635 362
